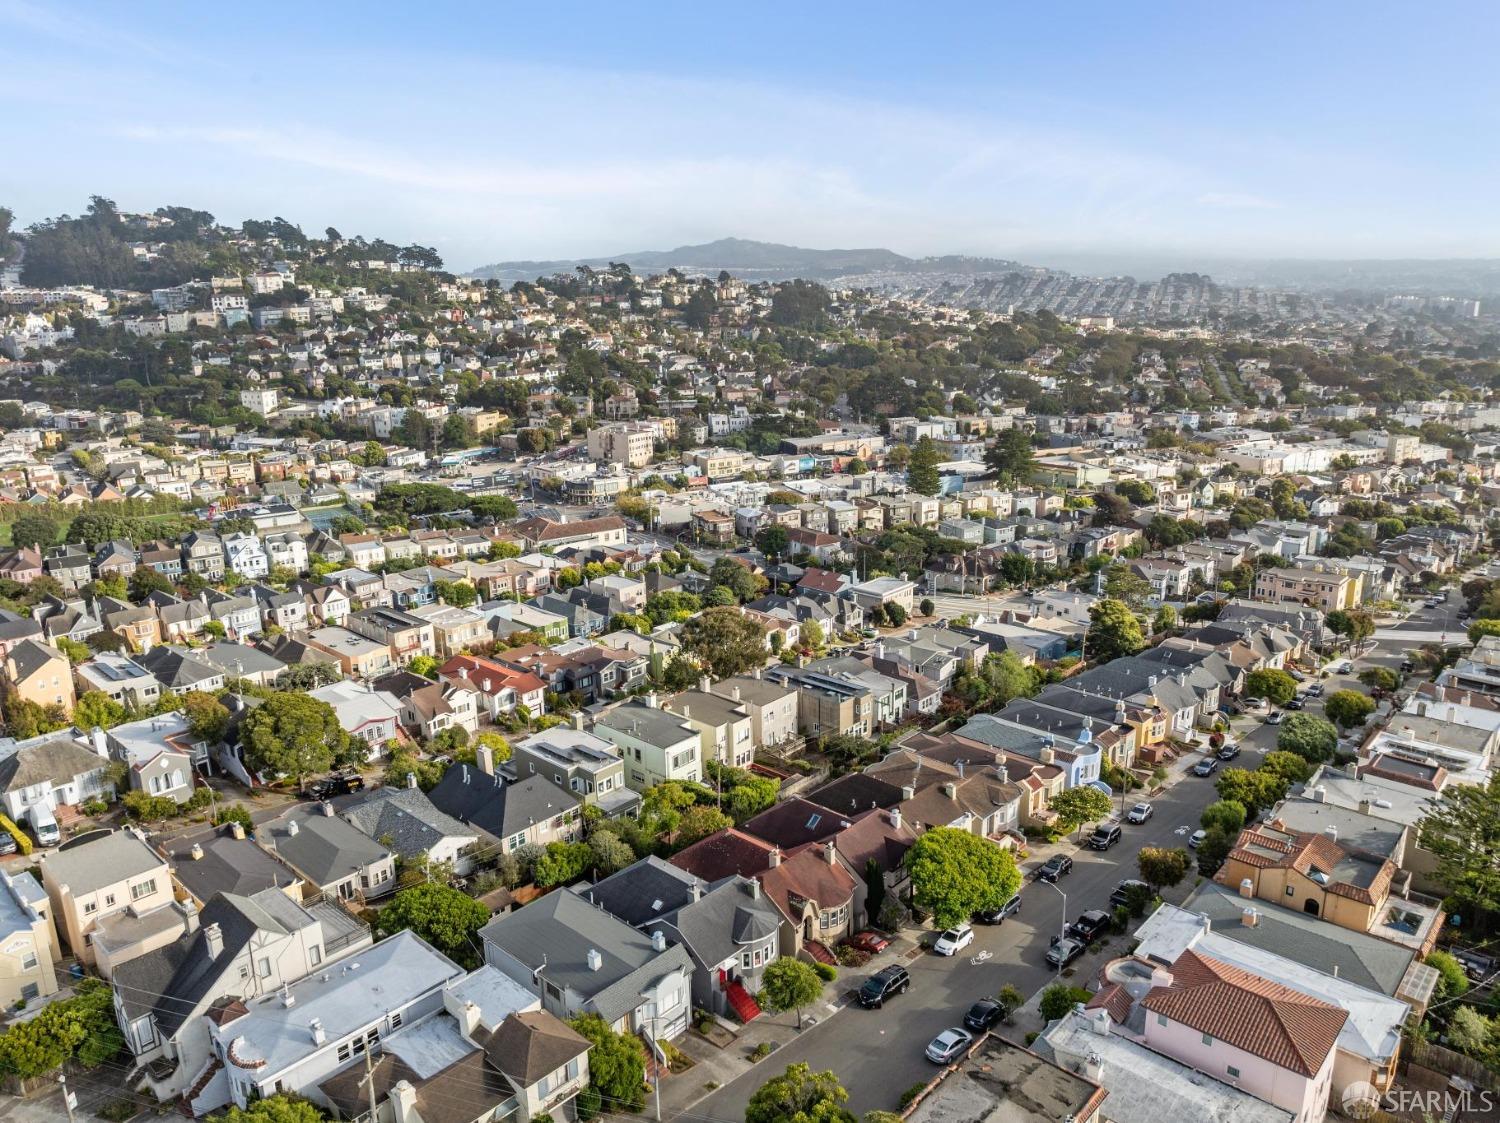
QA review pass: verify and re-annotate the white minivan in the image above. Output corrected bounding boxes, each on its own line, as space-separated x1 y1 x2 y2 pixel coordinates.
29 804 59 847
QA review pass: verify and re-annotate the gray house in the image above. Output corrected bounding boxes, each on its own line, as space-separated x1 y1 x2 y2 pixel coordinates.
479 886 695 1041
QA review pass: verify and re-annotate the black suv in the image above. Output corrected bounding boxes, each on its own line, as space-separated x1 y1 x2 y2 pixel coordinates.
1037 855 1073 882
858 965 911 1008
1067 910 1112 943
310 772 366 800
1087 824 1122 850
963 999 1006 1031
1109 879 1149 909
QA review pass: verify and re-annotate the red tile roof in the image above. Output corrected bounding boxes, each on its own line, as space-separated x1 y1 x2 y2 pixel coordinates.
1141 949 1347 1077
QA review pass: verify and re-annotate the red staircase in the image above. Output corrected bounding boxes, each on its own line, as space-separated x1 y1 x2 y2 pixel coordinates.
724 978 762 1023
803 940 838 966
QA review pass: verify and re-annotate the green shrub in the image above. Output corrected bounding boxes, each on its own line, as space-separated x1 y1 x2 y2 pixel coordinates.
214 804 254 830
899 1083 929 1110
575 1085 602 1122
81 799 109 816
1039 983 1091 1021
812 961 838 982
122 790 178 822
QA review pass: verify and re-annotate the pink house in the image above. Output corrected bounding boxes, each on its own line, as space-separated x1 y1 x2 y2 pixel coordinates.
1093 949 1346 1123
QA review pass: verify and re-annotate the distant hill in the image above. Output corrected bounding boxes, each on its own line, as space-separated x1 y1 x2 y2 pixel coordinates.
469 236 1029 282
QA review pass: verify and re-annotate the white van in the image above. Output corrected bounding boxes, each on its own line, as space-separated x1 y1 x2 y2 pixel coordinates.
29 804 59 847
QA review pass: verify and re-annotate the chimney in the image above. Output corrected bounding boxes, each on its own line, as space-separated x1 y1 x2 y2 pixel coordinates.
309 1018 326 1045
1088 1008 1111 1037
889 806 902 830
768 847 782 869
1241 908 1260 928
1324 825 1338 842
287 820 299 837
1238 877 1255 899
1359 798 1371 816
455 1000 480 1038
587 948 603 971
1039 747 1055 765
406 771 418 789
749 878 761 900
1083 1052 1104 1083
681 704 690 720
230 821 246 840
1199 914 1211 933
941 781 959 800
476 745 495 776
644 692 659 709
875 642 885 660
1312 786 1327 803
321 800 335 817
823 839 837 866
731 685 741 702
699 674 712 693
650 929 667 952
571 711 585 731
91 726 108 756
901 784 915 800
389 1080 417 1123
190 842 204 861
956 760 965 779
690 881 702 902
204 922 224 959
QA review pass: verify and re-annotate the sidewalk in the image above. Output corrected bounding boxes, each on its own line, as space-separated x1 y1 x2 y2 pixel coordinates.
658 931 923 1119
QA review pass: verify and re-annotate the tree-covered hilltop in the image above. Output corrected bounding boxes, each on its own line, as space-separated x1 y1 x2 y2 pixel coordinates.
7 196 446 290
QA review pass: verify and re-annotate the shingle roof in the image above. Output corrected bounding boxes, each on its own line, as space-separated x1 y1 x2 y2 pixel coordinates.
0 736 107 793
38 829 163 896
427 766 581 841
1141 949 1347 1077
483 1010 590 1086
343 786 477 860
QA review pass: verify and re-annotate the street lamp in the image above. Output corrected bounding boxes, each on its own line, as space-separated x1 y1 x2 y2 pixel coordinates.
1038 879 1067 973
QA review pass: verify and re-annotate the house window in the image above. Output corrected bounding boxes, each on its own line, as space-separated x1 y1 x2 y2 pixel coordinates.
390 1011 402 1029
104 894 115 907
20 952 37 971
1201 1033 1214 1046
131 879 157 901
309 945 322 966
257 957 271 978
1156 1013 1167 1027
1227 1065 1240 1079
83 901 98 915
1285 886 1295 896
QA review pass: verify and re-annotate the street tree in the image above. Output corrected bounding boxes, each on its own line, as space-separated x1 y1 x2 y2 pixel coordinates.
1137 846 1191 890
758 958 824 1029
755 525 790 560
1215 767 1288 815
1276 713 1338 763
570 1013 646 1114
904 826 1022 928
1323 689 1376 729
745 1063 856 1123
1086 599 1144 663
239 692 347 788
1243 668 1296 706
1047 786 1113 837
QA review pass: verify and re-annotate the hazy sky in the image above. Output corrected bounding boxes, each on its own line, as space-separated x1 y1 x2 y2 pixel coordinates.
4 1 1498 271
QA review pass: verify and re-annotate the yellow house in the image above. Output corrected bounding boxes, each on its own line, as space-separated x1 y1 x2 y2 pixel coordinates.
0 869 59 1007
3 639 75 715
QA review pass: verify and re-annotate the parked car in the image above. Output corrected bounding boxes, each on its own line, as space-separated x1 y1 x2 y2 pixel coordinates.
1189 829 1208 848
1400 659 1415 673
1217 744 1241 761
925 1027 974 1064
844 930 891 955
1037 855 1073 882
1451 948 1496 985
1087 823 1122 850
963 999 1006 1032
1284 697 1304 710
1109 879 1150 908
1068 910 1112 943
1336 660 1355 674
0 831 16 856
1265 710 1285 725
1046 935 1087 969
973 894 1023 925
858 965 911 1008
933 924 975 956
1193 757 1220 777
1305 683 1324 698
1126 802 1154 824
1288 669 1306 682
311 772 366 800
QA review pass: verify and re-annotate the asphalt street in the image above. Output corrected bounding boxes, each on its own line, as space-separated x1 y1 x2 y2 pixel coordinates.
686 765 1223 1121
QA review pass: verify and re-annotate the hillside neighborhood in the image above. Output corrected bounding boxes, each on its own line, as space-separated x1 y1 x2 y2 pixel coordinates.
0 206 1496 1123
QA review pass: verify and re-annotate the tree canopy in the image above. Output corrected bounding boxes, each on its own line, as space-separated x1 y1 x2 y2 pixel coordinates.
376 882 490 968
903 826 1022 928
1085 599 1144 663
745 1062 856 1123
239 692 348 786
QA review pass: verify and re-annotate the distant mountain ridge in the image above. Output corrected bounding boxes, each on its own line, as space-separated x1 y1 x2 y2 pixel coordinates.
468 236 1030 282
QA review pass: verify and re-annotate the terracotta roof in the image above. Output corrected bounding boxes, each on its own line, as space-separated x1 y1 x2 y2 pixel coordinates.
1141 949 1346 1077
1086 982 1133 1024
1227 824 1393 905
757 845 856 924
670 828 776 881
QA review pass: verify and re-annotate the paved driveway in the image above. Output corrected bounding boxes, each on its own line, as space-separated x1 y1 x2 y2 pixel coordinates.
682 766 1221 1121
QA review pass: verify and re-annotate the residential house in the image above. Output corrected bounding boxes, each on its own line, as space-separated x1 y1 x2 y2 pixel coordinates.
181 531 226 580
479 886 695 1040
37 829 174 970
306 626 397 678
4 638 75 714
343 783 481 873
427 763 583 857
309 680 405 754
347 606 435 665
0 868 57 1007
708 674 800 751
663 686 755 769
593 697 702 791
75 652 163 709
263 807 397 903
439 654 548 722
107 711 206 803
510 726 637 817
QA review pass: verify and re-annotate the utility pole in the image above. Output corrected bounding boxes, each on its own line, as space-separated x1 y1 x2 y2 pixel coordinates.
58 1073 76 1123
362 1039 378 1122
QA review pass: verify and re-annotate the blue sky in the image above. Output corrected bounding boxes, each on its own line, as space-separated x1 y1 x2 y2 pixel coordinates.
3 1 1497 271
